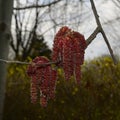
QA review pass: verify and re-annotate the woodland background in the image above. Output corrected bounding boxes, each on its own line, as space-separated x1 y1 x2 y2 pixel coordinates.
1 0 120 120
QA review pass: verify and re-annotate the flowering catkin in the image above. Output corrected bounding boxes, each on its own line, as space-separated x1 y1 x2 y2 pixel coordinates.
27 56 57 107
27 26 86 107
52 26 86 83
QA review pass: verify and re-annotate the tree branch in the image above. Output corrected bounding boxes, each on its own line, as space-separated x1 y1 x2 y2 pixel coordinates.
14 0 62 10
0 58 61 67
89 0 117 64
101 30 117 65
86 26 100 46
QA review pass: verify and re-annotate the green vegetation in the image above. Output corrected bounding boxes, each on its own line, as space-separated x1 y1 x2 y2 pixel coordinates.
3 56 120 120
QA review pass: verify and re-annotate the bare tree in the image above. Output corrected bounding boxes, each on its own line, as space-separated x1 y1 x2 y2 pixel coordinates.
12 0 120 56
10 0 85 60
11 0 52 60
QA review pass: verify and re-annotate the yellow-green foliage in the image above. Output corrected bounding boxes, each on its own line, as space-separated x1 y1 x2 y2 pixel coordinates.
3 56 120 120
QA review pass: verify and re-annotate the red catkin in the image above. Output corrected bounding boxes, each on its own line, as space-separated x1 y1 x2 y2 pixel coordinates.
27 26 86 107
27 56 57 107
52 26 86 83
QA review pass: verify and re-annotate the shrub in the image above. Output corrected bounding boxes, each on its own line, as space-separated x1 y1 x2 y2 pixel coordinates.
3 56 120 120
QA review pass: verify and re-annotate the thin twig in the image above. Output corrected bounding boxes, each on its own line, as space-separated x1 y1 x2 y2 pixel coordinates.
86 26 100 46
14 0 61 10
36 60 61 67
0 59 30 65
0 58 60 67
101 30 117 64
90 0 101 27
90 0 117 64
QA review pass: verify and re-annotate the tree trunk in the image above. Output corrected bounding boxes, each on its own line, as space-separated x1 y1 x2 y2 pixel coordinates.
0 0 13 120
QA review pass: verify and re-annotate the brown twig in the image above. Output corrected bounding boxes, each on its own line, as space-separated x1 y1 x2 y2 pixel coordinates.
86 26 100 46
0 58 30 65
86 0 117 64
36 60 61 67
0 58 60 67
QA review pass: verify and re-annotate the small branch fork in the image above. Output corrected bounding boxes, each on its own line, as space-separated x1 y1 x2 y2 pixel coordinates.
0 0 117 65
86 0 117 64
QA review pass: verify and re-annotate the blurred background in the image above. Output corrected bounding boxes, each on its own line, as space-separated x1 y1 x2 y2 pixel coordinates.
3 0 120 120
10 0 120 60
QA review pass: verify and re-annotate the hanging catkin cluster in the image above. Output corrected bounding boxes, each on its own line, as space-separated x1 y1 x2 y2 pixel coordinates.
52 26 86 83
27 26 86 107
27 56 57 107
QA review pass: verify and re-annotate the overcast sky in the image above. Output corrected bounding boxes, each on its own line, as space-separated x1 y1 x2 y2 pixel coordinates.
13 0 120 60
